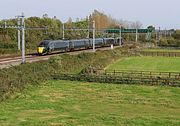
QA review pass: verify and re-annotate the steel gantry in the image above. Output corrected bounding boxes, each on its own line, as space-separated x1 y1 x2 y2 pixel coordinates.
0 13 26 63
0 13 48 64
62 20 96 52
104 28 155 42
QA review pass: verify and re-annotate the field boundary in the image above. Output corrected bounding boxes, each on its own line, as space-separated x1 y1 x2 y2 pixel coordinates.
104 69 180 78
53 70 180 87
140 51 180 57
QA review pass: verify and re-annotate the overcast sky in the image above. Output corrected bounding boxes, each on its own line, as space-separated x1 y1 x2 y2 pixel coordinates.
0 0 179 29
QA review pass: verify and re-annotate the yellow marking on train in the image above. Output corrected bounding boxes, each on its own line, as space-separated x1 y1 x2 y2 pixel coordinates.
37 47 44 54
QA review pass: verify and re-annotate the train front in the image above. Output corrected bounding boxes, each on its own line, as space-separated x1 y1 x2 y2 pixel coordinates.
37 40 49 55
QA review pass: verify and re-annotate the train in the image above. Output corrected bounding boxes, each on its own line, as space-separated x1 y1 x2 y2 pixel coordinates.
37 37 123 55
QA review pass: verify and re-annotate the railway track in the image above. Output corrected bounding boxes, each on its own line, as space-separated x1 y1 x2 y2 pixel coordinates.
0 54 50 69
0 46 119 69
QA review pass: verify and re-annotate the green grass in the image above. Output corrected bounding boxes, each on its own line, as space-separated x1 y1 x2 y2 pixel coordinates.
0 80 179 126
106 56 180 72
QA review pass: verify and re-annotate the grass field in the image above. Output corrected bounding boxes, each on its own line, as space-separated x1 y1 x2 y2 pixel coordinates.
0 80 179 126
106 56 180 72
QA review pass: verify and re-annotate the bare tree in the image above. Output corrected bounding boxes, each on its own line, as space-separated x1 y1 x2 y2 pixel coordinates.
130 21 142 29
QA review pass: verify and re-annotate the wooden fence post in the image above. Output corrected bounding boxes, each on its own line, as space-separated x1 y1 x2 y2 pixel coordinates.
169 72 171 78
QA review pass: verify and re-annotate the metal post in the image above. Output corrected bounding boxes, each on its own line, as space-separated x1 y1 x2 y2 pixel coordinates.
112 33 115 38
93 20 95 52
62 23 65 40
21 13 25 64
18 17 21 50
135 28 138 42
158 27 161 43
165 28 167 38
156 31 158 40
119 26 122 46
87 18 89 39
4 21 7 28
170 31 172 37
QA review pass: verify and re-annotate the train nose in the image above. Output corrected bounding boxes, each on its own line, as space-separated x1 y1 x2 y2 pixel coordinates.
37 47 44 54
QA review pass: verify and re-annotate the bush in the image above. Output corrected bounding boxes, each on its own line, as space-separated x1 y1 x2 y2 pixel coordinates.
158 37 179 47
0 61 58 102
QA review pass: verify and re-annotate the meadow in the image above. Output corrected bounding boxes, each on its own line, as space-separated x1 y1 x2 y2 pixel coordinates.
0 80 179 126
106 56 180 72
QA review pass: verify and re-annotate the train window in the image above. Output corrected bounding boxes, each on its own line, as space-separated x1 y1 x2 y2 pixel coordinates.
39 41 49 46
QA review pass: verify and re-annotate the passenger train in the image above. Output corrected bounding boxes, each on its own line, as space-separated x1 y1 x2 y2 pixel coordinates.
37 38 122 55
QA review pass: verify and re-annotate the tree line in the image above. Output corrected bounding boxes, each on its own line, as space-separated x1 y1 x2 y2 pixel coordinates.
0 10 179 52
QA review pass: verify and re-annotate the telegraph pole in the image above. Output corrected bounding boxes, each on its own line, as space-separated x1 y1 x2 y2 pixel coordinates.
135 28 138 42
17 17 21 50
119 26 122 46
87 18 90 39
21 13 25 64
4 21 7 28
62 23 65 40
93 20 95 52
158 27 161 43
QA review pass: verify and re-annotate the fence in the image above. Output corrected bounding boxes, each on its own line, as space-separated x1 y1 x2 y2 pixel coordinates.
104 70 180 79
53 70 180 87
140 51 180 57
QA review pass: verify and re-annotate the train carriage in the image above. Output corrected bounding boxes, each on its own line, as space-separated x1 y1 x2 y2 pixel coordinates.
37 37 123 55
70 39 90 50
37 40 69 55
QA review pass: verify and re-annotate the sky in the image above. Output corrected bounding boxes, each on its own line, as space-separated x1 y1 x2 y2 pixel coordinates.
0 0 179 29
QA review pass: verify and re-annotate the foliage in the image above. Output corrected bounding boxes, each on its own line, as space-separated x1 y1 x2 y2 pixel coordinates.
147 25 155 31
0 40 20 55
0 17 63 51
158 30 180 47
64 20 89 39
53 47 126 74
172 30 180 40
0 61 60 102
158 37 180 47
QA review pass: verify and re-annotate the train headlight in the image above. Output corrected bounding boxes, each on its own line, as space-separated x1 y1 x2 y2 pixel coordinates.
37 47 44 54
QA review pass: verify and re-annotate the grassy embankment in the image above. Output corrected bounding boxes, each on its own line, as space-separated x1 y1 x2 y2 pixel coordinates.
0 80 179 126
0 47 126 102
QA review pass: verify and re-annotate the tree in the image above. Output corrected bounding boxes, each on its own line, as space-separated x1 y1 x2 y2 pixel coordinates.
147 25 155 30
130 21 142 29
42 13 48 18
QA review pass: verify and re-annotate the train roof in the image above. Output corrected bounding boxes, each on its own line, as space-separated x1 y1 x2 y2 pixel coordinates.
39 38 117 45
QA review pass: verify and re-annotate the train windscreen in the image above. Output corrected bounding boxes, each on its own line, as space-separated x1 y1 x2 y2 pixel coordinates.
39 41 49 46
